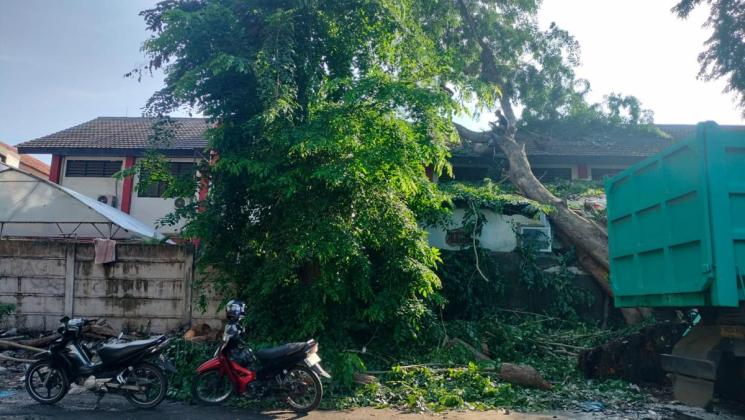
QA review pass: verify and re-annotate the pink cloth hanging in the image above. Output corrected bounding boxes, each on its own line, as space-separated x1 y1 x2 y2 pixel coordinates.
93 238 116 264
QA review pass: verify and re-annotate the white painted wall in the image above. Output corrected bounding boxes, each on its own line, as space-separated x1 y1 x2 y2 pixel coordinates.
59 156 124 209
427 208 547 252
129 157 200 235
58 155 200 235
0 150 21 168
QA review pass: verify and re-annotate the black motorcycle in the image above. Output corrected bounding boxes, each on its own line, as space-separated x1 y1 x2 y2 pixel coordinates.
24 317 175 408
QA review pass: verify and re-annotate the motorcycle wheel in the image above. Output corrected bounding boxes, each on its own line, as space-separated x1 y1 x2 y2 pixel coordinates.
25 360 69 404
191 368 233 404
124 362 168 409
284 364 323 413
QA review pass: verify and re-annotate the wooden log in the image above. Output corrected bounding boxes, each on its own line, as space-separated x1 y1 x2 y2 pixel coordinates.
353 373 378 385
498 363 552 390
365 363 553 390
18 334 60 348
0 338 48 353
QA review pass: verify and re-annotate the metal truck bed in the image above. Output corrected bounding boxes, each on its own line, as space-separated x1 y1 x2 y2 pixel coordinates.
606 122 745 308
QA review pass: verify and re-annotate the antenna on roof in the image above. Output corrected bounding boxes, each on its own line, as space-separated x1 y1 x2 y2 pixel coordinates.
125 107 128 117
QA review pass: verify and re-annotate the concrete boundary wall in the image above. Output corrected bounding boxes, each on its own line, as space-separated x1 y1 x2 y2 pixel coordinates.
0 239 222 333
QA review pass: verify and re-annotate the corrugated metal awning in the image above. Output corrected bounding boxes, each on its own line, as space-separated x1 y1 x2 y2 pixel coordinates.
0 163 169 242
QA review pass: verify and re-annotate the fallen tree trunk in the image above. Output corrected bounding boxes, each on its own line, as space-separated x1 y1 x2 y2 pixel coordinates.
452 0 647 324
454 123 647 325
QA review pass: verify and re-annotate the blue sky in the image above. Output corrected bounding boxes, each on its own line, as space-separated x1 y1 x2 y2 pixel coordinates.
0 0 172 147
2 0 744 158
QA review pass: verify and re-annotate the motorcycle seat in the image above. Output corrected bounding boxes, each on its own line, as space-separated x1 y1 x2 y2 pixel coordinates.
255 342 307 360
98 337 162 363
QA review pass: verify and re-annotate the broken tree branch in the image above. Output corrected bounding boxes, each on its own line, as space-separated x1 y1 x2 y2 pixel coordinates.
0 339 47 353
366 363 552 390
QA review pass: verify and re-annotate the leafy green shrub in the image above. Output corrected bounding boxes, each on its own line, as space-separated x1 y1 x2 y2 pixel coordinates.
0 303 14 325
163 338 218 400
331 313 648 412
437 247 594 322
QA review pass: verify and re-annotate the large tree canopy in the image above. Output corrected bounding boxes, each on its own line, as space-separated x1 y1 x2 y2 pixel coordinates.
674 0 745 116
138 0 462 344
415 0 655 323
138 0 655 338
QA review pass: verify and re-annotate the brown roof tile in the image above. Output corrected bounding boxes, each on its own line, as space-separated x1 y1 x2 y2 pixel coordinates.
454 123 745 159
16 117 209 154
15 117 744 161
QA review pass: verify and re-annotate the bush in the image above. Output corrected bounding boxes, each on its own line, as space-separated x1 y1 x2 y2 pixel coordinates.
0 303 14 325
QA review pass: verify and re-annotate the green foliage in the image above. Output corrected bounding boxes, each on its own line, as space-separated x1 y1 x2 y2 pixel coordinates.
439 180 551 216
163 338 217 400
137 0 460 346
545 180 604 200
343 365 645 412
437 248 594 322
516 247 595 320
358 364 520 412
674 0 745 117
0 303 14 324
331 313 648 412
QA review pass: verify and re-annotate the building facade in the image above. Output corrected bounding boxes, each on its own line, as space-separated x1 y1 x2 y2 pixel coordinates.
16 117 208 236
0 141 50 178
18 117 735 247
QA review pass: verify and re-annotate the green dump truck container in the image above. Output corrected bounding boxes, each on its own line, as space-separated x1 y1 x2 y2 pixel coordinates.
606 122 745 308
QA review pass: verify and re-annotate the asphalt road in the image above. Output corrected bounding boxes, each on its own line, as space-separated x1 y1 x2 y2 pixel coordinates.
0 392 272 420
1 388 743 420
0 391 584 420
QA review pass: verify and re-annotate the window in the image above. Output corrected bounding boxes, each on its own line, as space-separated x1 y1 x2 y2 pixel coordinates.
0 153 6 163
65 160 122 177
445 227 470 247
138 161 196 198
518 226 552 252
531 167 573 181
591 167 622 181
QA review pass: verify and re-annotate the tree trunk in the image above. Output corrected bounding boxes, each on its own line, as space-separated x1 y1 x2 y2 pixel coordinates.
453 0 647 324
455 124 645 324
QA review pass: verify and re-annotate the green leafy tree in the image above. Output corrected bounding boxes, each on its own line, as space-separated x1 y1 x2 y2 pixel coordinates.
413 0 654 323
137 0 459 345
673 0 745 116
136 0 657 336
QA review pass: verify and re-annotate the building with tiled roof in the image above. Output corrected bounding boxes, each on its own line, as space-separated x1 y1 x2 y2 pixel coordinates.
15 116 744 239
18 117 209 156
15 117 210 236
451 123 745 182
0 141 50 178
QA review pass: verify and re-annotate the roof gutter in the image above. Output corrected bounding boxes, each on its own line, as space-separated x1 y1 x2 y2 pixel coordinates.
16 147 206 158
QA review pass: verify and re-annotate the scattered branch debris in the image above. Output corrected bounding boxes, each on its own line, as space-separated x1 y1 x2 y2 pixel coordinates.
578 322 687 383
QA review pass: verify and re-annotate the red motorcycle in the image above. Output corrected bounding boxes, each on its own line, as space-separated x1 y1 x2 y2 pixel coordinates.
191 301 330 413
